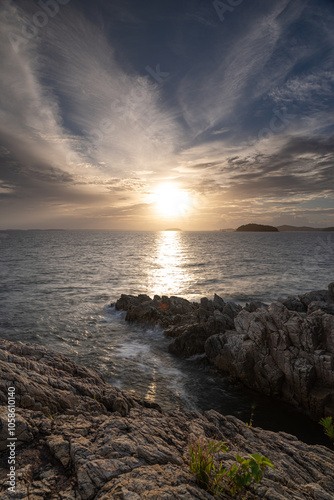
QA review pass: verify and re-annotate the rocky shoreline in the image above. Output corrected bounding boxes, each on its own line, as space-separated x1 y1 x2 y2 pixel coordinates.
1 338 334 499
115 283 334 421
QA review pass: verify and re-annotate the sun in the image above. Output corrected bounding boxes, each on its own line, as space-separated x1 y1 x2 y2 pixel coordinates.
153 183 191 217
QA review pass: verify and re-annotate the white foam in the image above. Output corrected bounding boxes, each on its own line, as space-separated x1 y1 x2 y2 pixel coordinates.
116 342 151 358
186 353 207 361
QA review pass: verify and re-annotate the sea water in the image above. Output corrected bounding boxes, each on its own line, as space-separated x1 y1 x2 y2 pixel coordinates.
0 229 333 444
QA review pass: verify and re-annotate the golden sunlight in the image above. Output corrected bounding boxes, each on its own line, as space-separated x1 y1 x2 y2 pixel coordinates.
150 230 188 296
154 183 191 217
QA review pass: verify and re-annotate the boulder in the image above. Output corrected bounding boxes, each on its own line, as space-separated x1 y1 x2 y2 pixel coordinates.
307 301 334 315
278 296 307 313
244 301 269 313
299 289 331 307
168 324 215 357
328 282 334 299
115 294 198 329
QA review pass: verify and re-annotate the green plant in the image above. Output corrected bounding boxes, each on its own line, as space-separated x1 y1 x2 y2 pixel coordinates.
319 416 334 443
246 403 256 427
48 412 58 420
189 439 228 493
189 438 274 497
225 453 274 496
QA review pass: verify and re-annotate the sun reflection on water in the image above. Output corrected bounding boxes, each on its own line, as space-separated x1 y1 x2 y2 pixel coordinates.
145 360 157 404
150 231 189 297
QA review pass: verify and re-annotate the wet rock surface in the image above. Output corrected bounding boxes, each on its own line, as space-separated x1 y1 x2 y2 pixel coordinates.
116 284 334 420
115 293 241 357
1 339 334 499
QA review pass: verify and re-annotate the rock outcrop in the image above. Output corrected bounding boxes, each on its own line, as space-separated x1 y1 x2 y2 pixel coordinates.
115 293 241 357
206 302 334 420
1 339 334 499
115 284 334 420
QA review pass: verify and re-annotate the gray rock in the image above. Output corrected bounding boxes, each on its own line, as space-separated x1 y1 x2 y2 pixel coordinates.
1 339 334 500
115 286 334 419
307 301 334 315
0 339 135 417
213 293 225 311
244 301 269 313
299 289 329 307
168 324 213 357
277 296 307 313
206 302 334 419
222 301 242 319
328 282 334 299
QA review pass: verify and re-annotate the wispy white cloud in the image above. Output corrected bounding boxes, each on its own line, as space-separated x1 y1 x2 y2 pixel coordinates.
0 1 182 206
0 0 333 229
177 0 298 136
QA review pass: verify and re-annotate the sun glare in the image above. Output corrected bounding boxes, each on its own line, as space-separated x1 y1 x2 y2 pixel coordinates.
154 183 191 217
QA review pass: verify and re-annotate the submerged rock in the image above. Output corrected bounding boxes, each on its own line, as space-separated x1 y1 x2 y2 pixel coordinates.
1 339 334 499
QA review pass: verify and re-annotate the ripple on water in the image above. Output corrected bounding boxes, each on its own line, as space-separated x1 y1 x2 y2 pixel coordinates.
0 230 332 445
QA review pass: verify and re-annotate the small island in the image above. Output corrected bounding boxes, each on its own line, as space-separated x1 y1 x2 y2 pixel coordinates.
164 228 182 231
236 223 279 232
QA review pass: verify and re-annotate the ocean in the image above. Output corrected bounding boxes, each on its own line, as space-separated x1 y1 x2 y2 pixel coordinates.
0 229 333 444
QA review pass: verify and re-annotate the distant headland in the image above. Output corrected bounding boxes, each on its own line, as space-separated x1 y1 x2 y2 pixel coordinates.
277 225 334 232
220 224 334 232
236 223 278 232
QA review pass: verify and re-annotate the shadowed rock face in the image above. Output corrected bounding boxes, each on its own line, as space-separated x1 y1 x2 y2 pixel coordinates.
116 284 334 420
206 303 334 419
1 339 334 499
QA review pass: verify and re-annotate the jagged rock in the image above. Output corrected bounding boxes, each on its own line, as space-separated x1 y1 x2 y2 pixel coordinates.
244 301 269 313
115 294 199 329
0 339 136 417
278 296 307 313
115 294 239 358
308 301 334 315
222 301 242 319
1 339 334 500
47 436 71 468
168 324 214 357
115 287 334 419
205 302 334 419
213 293 225 311
299 284 334 308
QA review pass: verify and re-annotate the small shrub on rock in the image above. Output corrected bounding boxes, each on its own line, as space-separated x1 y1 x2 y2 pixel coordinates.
189 438 274 497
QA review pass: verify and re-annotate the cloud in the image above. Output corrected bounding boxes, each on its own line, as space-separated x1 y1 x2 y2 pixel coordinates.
177 0 297 136
177 0 334 149
0 0 182 214
0 0 333 229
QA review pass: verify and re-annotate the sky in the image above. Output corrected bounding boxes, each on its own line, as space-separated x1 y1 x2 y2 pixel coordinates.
0 0 334 230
